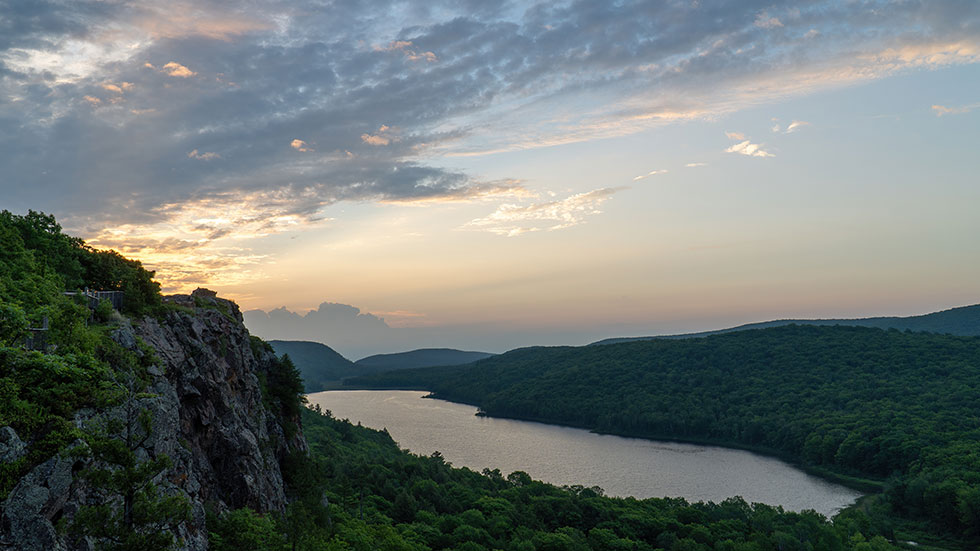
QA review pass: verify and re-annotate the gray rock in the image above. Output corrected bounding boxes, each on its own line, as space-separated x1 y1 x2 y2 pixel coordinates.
1 442 88 551
0 427 26 463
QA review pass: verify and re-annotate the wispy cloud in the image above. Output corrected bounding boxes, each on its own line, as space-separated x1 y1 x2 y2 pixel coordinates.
685 162 707 168
754 12 783 29
632 169 668 181
463 188 623 237
932 103 978 116
376 41 438 63
771 120 811 134
188 149 220 161
86 186 334 292
725 132 774 158
101 82 133 93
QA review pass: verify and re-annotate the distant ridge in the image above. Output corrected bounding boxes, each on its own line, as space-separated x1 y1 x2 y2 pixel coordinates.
590 303 980 346
269 340 357 392
355 348 495 370
269 342 495 391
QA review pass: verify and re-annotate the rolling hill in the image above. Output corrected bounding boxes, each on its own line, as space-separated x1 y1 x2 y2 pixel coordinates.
270 341 494 391
355 348 495 370
591 303 980 345
268 340 358 392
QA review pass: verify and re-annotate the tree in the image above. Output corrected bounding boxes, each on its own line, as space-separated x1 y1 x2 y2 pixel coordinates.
71 372 190 551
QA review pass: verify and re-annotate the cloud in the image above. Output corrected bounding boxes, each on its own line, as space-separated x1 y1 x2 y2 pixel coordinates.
188 149 220 160
632 169 668 181
772 120 810 133
243 302 396 359
85 185 335 292
101 82 132 93
2 0 979 287
754 13 783 29
685 162 707 168
377 40 438 62
725 133 774 158
361 125 395 146
290 139 313 152
785 121 810 133
464 188 622 237
130 2 271 41
932 103 978 116
162 61 195 77
726 141 774 158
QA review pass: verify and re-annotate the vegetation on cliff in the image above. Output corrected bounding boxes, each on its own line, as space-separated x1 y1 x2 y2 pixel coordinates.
0 210 164 501
1 211 303 550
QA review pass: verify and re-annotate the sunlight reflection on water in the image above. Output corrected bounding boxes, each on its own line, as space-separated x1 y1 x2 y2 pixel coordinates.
307 390 862 517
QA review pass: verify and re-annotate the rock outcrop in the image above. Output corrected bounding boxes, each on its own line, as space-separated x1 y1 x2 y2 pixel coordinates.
1 292 305 551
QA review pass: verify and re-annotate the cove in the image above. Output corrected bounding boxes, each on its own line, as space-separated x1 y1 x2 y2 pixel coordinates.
306 390 861 517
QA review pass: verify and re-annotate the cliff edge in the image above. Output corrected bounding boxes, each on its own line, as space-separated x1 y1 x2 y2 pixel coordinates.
1 290 306 551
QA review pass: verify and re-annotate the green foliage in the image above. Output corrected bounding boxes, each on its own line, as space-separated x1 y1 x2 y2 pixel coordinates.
70 374 190 551
0 209 161 318
350 325 980 545
262 353 307 431
0 347 115 498
0 302 28 346
95 298 116 324
208 508 283 551
0 210 184 550
77 248 162 316
251 334 275 359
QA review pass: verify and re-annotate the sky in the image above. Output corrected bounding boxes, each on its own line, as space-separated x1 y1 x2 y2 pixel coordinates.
2 1 979 358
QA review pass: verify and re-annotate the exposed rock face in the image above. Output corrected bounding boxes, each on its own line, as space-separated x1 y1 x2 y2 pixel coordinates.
0 428 26 464
1 444 86 551
0 294 305 551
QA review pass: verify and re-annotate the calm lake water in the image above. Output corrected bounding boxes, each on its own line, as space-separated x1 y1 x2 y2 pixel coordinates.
306 390 861 517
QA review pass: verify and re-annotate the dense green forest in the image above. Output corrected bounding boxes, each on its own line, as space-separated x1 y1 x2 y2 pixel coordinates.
211 405 901 551
347 326 980 547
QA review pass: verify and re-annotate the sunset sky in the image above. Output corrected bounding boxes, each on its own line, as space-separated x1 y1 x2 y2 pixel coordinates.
3 1 979 355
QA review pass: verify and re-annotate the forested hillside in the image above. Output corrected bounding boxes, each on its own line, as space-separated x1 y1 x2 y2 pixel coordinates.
348 325 980 546
269 340 357 391
355 348 495 370
592 304 980 345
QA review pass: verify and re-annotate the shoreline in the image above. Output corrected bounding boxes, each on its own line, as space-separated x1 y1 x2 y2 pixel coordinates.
317 386 883 495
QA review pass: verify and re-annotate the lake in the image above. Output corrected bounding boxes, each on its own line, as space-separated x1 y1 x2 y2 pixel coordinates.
306 390 862 517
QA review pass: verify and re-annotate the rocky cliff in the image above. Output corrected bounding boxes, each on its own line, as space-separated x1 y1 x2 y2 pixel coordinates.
1 291 306 551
